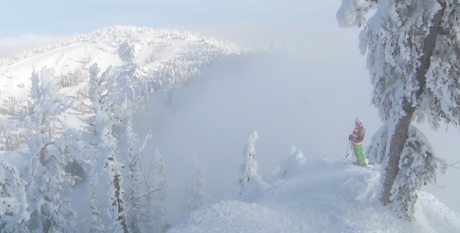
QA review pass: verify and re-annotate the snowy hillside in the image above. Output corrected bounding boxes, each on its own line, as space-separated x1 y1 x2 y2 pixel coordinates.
1 25 460 233
0 25 238 127
170 158 460 233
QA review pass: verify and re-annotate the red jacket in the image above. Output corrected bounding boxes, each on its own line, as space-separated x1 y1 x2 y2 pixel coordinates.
349 123 364 145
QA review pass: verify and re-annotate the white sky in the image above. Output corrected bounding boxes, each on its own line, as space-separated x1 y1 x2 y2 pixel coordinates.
2 0 459 215
0 1 335 36
0 1 339 56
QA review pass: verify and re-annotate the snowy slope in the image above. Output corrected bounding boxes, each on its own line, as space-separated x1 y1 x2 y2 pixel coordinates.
0 25 238 124
170 158 460 233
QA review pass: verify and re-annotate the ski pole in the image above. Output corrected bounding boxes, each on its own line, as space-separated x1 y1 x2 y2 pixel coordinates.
344 140 351 160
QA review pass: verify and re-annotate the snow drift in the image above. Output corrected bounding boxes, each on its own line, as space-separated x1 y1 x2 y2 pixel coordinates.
170 158 460 233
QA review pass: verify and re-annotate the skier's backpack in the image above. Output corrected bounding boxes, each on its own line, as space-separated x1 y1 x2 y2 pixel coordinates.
357 127 365 141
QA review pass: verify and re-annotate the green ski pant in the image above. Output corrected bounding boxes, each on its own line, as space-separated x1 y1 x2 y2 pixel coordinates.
353 145 365 166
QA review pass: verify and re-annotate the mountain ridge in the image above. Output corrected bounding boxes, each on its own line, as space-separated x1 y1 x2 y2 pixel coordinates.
0 25 240 126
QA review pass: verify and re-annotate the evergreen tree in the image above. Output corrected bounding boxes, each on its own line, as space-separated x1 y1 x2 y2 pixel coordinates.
0 154 29 233
87 63 128 233
239 131 263 195
337 0 455 218
142 149 166 233
87 177 106 233
280 146 306 180
125 122 143 233
26 67 76 232
124 111 152 233
186 155 208 212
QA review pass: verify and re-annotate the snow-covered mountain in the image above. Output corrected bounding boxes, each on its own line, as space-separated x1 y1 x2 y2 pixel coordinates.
1 25 459 233
0 25 238 122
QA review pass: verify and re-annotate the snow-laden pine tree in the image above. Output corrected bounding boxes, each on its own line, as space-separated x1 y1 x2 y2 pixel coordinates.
118 40 140 62
87 63 128 233
142 149 166 233
87 176 106 233
186 155 208 212
280 146 306 180
124 115 143 233
337 0 455 219
25 67 77 232
0 155 29 233
239 131 264 195
124 109 153 233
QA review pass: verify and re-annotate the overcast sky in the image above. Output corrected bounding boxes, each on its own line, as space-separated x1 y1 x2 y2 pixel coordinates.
0 1 344 56
0 1 338 36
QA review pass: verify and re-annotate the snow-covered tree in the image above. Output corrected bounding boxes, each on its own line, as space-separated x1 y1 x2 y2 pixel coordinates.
265 146 307 184
28 143 77 233
104 146 127 233
87 63 128 233
337 0 455 218
25 67 76 232
368 125 447 219
124 123 143 233
87 176 106 233
239 131 263 194
86 62 167 232
26 67 67 145
118 40 140 62
124 110 152 233
280 146 306 180
0 155 29 233
142 149 166 233
392 127 447 219
186 155 208 212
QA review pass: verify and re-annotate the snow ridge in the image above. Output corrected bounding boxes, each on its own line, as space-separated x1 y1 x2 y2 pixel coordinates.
171 158 460 233
0 25 238 69
0 25 240 133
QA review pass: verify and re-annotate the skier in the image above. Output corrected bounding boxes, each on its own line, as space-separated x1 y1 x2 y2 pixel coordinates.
348 117 366 166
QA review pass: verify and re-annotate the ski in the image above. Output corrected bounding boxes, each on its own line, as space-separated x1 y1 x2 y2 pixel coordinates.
342 160 377 171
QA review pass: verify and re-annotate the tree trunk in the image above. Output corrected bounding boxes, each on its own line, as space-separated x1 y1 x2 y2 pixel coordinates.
381 0 446 205
382 100 415 205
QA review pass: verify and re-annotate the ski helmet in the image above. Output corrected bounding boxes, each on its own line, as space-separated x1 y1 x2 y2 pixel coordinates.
355 117 362 124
